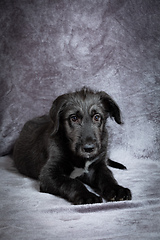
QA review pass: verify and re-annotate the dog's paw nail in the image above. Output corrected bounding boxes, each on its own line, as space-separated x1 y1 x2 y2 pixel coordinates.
110 197 116 201
119 198 124 201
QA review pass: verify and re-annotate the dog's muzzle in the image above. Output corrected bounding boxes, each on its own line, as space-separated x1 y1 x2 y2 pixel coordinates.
83 143 95 153
78 141 99 159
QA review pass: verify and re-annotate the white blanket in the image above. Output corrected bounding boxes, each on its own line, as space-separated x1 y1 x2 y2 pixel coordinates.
1 154 160 240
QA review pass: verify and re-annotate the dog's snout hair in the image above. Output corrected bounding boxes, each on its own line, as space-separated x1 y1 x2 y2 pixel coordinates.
13 87 132 205
81 122 97 150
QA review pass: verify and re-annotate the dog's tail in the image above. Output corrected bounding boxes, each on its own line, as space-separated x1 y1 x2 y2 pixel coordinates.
107 159 127 170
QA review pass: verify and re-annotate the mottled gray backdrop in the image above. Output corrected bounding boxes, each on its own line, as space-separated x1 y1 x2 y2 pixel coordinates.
0 0 160 161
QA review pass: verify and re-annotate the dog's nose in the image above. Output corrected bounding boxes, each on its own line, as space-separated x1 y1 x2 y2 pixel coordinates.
83 143 95 153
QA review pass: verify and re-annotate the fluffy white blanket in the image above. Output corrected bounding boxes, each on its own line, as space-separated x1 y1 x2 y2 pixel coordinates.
1 154 160 240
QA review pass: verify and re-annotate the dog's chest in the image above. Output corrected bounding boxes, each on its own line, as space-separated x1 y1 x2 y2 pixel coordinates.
70 161 91 179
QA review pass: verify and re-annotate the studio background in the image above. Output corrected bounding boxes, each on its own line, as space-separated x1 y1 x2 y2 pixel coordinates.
0 1 160 239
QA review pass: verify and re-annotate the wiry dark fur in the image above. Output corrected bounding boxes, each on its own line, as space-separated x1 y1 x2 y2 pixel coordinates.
13 87 131 205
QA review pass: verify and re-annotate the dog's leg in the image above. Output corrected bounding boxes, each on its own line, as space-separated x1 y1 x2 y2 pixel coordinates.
39 162 102 205
89 162 132 202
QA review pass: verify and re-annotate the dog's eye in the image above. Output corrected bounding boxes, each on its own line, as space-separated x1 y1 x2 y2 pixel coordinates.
70 115 78 122
93 114 101 122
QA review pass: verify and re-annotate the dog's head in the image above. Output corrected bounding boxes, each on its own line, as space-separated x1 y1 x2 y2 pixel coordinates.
50 87 122 159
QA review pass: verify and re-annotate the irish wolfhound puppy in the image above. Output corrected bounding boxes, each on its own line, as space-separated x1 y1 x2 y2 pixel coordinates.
13 87 131 204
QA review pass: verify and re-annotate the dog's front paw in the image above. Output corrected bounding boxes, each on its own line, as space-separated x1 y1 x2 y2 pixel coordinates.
103 185 132 202
73 191 102 205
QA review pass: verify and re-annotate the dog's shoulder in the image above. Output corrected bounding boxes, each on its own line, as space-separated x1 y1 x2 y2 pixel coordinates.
27 115 50 126
21 115 50 133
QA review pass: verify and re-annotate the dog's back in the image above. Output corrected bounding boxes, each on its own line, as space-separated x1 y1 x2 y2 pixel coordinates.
13 115 50 179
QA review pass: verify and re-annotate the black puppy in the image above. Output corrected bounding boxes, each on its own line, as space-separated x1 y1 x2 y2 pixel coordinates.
13 87 131 204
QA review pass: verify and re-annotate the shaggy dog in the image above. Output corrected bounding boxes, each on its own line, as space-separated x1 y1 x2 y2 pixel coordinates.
13 87 131 204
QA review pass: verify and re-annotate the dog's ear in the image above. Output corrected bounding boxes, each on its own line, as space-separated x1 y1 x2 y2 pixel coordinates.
100 91 122 124
49 94 67 135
